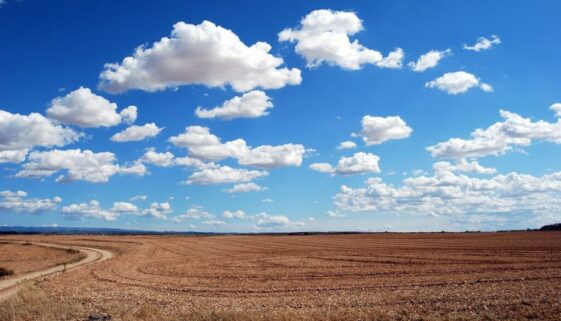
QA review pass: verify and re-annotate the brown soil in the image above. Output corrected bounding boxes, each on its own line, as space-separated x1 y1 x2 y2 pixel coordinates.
0 242 83 277
1 232 560 320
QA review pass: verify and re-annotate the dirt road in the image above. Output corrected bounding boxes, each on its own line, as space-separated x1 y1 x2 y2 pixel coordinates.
0 241 113 301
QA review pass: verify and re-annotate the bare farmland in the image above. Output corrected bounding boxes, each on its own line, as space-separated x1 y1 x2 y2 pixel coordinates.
0 241 83 277
1 232 560 320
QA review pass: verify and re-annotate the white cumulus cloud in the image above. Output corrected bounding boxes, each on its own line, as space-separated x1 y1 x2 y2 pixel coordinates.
310 152 380 175
99 21 301 93
46 87 129 127
0 110 80 163
226 183 265 193
195 90 273 120
0 190 62 214
279 9 403 70
223 210 248 219
15 149 146 183
336 141 357 150
427 108 561 158
353 115 412 145
111 123 163 142
425 71 492 94
550 103 561 117
255 212 305 229
120 106 138 124
169 126 306 168
186 165 268 185
334 161 561 227
408 49 451 72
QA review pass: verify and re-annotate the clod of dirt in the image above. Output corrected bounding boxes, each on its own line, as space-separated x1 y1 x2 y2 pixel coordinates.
87 313 112 321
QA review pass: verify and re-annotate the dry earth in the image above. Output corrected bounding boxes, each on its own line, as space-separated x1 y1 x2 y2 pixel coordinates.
0 241 83 277
0 232 560 320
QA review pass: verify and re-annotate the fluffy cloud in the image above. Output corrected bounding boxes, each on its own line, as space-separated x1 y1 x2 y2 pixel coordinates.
138 148 216 170
279 9 403 70
463 35 501 52
140 148 175 167
169 126 248 161
141 202 172 219
334 162 561 224
172 208 214 222
46 87 132 127
111 123 163 142
255 212 304 229
226 182 265 193
433 159 497 175
425 71 492 94
0 110 80 163
110 202 139 213
195 90 273 120
550 103 561 117
310 152 380 175
169 126 306 168
353 115 412 145
0 190 62 214
223 210 248 219
238 144 306 168
15 149 146 183
99 21 301 93
408 49 451 72
337 141 357 150
120 106 137 124
62 200 118 221
427 109 561 158
186 165 268 185
62 200 166 221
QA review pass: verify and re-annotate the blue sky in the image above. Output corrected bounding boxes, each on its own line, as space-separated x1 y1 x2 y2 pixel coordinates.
1 0 560 232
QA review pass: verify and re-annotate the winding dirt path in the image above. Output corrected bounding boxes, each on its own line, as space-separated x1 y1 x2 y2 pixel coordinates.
0 241 114 302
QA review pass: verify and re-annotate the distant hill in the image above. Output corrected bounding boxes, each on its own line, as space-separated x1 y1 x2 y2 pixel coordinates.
540 223 561 231
0 226 213 235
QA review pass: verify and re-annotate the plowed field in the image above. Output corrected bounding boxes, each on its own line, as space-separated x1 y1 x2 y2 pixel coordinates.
1 232 560 320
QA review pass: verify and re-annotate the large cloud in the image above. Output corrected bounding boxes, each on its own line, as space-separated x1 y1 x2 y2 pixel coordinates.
279 9 403 70
353 115 412 145
195 90 273 120
426 71 492 94
226 182 265 193
99 21 301 93
427 109 561 158
334 160 561 224
172 208 214 222
310 152 380 175
62 200 119 221
169 126 306 168
238 144 306 168
186 165 268 185
463 35 501 52
254 212 304 229
408 49 451 72
46 87 134 128
337 141 357 150
62 200 169 221
0 110 80 163
111 123 163 142
0 190 62 214
139 148 216 170
15 149 146 183
223 210 248 219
